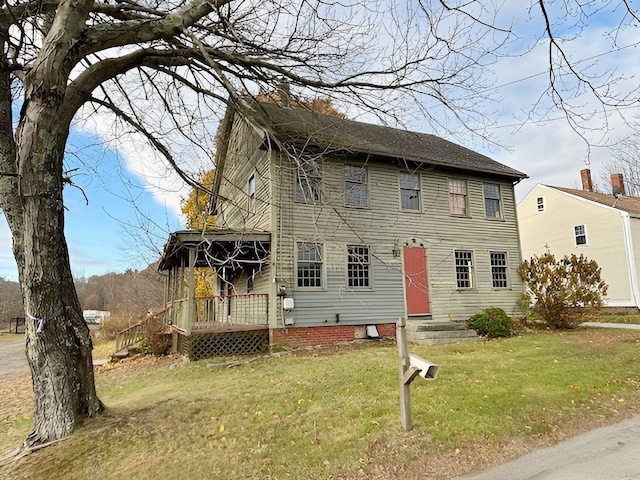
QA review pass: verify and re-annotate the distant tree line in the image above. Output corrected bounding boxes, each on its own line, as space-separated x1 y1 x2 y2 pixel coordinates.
1 263 164 329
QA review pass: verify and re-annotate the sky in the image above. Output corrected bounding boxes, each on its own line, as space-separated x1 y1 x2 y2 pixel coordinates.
0 2 638 282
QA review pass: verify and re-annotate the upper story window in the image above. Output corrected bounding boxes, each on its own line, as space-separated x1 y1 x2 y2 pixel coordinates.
574 225 587 246
296 158 321 202
399 173 420 211
484 183 502 219
247 174 256 213
490 252 508 288
455 250 474 289
297 242 323 288
449 178 468 216
345 165 368 207
536 196 545 213
347 245 371 288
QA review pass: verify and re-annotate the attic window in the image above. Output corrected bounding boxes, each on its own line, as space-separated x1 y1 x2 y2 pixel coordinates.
247 174 256 213
296 158 321 202
536 196 545 213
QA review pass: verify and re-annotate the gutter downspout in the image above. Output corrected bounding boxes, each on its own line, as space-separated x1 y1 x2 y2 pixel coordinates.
621 211 640 309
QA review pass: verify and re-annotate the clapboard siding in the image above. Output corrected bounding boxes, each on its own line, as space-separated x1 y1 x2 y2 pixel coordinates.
519 185 633 306
215 113 524 326
216 116 272 231
272 154 524 324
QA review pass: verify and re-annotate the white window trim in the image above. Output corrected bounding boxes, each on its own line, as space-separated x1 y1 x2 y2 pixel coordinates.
536 196 545 213
574 224 588 247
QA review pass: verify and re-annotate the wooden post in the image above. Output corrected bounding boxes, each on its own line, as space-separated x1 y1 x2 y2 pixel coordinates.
397 317 413 431
186 248 196 336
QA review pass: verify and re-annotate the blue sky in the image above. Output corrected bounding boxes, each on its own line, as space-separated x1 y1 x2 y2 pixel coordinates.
0 131 184 281
1 3 638 282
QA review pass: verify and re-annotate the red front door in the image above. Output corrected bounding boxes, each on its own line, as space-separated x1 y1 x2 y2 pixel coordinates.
403 246 431 315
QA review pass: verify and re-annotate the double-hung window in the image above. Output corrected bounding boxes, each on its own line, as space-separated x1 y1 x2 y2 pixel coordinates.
574 225 587 246
490 252 508 288
296 158 321 202
400 173 420 211
455 250 474 289
484 183 502 218
536 196 545 213
345 165 367 207
449 179 468 215
297 243 323 288
347 245 370 288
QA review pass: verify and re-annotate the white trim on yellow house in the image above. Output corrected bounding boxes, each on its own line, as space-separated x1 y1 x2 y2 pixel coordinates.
519 184 640 309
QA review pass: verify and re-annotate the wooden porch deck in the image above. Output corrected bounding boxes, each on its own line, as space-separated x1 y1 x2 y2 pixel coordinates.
174 322 269 334
172 322 269 360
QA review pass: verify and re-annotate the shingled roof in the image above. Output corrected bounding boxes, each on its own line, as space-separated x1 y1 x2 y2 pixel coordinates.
252 102 527 181
551 186 640 216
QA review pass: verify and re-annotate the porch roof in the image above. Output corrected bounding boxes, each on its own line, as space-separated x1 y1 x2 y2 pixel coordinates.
158 229 271 272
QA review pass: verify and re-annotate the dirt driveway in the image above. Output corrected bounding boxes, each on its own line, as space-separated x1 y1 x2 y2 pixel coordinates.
0 335 29 384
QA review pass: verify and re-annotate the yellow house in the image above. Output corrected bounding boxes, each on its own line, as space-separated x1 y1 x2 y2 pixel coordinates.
518 169 640 309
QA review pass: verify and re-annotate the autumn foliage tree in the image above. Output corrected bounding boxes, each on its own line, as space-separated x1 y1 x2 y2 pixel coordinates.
181 169 217 231
520 252 608 329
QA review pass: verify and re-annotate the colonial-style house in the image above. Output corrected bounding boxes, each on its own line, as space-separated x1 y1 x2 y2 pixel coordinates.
518 169 640 310
158 101 527 357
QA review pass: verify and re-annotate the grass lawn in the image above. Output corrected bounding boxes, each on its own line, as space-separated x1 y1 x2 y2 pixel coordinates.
2 328 640 479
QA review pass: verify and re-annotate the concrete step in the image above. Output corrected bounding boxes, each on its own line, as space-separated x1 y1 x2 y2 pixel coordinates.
404 319 481 345
405 321 468 332
409 336 482 346
408 329 480 340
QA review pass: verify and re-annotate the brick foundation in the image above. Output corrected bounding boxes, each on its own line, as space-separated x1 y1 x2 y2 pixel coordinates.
271 323 396 348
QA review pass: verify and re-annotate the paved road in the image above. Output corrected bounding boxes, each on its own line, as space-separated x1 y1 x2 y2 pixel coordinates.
456 322 640 480
456 415 640 480
0 334 29 384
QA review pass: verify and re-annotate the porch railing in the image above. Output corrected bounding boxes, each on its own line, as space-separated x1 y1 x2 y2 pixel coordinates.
167 293 269 333
194 293 269 330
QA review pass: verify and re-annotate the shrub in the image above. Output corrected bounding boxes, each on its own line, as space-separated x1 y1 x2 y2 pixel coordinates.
466 307 514 338
520 252 608 329
142 316 171 356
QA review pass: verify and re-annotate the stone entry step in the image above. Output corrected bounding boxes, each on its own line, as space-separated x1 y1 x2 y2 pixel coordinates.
405 321 481 345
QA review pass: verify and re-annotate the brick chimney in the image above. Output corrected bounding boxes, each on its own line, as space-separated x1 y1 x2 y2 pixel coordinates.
581 169 593 192
611 173 626 196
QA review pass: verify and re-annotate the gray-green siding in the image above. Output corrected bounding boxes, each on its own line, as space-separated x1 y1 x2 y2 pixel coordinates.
217 116 525 327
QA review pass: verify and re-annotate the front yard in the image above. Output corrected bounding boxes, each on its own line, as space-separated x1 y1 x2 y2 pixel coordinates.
2 326 640 479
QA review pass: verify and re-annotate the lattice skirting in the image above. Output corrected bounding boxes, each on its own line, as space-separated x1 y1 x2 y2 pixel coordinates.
177 329 269 360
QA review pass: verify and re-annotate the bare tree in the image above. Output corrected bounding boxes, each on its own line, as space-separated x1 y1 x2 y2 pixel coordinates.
0 0 638 450
600 121 640 196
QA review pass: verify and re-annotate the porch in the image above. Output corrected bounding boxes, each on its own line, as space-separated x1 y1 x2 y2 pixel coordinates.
158 230 272 359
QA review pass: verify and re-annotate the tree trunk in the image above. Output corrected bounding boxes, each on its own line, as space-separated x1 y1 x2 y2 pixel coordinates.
10 91 103 447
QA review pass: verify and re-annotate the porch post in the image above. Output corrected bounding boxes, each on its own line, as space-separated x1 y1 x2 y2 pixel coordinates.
186 247 196 335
